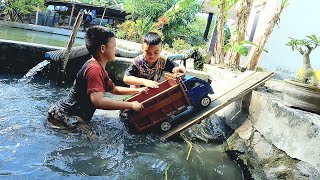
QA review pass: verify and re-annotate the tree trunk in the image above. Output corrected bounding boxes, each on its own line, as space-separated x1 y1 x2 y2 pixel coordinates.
214 0 226 64
228 0 253 68
246 2 286 70
302 52 319 86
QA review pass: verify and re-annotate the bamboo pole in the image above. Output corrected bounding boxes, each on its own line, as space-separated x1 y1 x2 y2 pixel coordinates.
35 5 39 25
100 6 107 26
68 2 75 29
58 12 83 85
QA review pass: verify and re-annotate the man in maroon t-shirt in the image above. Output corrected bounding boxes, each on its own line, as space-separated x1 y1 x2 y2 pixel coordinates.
47 26 145 137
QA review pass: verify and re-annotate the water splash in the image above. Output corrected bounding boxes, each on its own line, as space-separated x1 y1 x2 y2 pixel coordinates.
18 60 50 83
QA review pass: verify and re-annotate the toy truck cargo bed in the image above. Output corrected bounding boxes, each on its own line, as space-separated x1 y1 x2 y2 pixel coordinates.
126 74 213 132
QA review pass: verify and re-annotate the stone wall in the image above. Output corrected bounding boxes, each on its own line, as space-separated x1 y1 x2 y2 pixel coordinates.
226 85 320 179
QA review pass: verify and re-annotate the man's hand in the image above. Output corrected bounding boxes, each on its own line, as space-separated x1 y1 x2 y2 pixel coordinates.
143 79 159 88
131 101 144 112
138 87 149 94
172 67 186 74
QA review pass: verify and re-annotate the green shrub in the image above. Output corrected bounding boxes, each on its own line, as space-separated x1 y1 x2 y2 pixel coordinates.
171 38 192 53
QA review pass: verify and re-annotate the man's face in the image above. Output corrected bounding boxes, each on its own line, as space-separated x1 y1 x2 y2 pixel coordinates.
142 43 162 66
102 37 116 62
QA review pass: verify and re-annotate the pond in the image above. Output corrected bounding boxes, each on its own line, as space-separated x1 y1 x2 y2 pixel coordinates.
0 25 84 47
0 75 243 179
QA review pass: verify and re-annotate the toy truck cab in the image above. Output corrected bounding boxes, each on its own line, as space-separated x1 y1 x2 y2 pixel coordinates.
125 74 214 132
183 75 214 108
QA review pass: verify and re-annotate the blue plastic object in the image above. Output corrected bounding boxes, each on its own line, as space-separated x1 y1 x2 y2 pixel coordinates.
182 75 214 107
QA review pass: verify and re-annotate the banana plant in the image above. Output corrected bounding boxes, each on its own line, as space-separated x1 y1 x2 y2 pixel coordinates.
163 0 196 18
224 24 259 65
224 40 257 57
211 0 239 12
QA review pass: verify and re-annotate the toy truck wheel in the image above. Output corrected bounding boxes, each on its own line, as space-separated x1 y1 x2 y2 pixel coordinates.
200 96 211 107
160 121 171 131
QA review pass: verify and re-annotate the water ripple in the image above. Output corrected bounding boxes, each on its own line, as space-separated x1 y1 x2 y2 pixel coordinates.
0 75 243 179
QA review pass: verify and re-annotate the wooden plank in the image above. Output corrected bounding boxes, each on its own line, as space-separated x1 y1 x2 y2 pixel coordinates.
160 71 274 141
212 70 256 101
217 71 272 102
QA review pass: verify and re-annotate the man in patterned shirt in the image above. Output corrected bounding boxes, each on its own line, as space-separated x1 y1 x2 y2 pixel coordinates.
123 32 186 88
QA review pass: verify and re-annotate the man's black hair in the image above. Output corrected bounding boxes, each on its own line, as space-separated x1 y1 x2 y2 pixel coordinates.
85 26 115 57
143 32 162 45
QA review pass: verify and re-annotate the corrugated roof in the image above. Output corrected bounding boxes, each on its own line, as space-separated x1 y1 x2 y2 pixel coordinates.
44 0 127 20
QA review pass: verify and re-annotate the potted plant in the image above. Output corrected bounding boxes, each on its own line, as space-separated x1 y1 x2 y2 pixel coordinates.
283 34 320 114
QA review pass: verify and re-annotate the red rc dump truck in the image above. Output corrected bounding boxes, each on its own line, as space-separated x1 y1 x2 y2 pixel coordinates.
125 74 214 132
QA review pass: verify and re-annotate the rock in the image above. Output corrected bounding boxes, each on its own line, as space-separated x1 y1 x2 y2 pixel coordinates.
182 114 234 143
249 91 320 173
295 161 320 179
225 89 320 179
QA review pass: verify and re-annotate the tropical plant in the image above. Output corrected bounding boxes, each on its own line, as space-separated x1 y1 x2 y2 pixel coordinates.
191 47 208 70
211 0 240 10
286 35 320 87
124 0 173 21
4 0 45 22
116 20 138 41
179 16 215 47
224 24 257 68
135 17 154 38
224 39 255 57
116 17 162 42
161 0 201 45
227 0 253 68
122 0 201 46
170 38 192 53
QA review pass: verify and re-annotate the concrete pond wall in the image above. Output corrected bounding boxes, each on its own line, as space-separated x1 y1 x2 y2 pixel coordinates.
0 39 135 85
0 39 61 74
0 39 210 85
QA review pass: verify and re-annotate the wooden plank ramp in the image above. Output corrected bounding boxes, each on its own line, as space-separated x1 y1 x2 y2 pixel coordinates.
160 71 275 141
